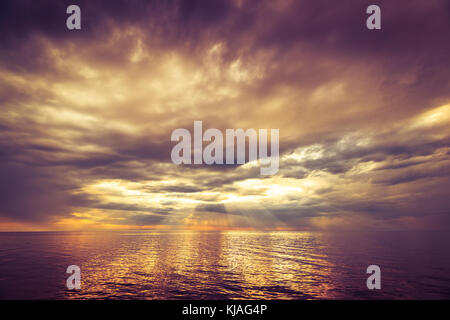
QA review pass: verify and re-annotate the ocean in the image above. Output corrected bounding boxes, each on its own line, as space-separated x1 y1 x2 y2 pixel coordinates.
0 230 449 299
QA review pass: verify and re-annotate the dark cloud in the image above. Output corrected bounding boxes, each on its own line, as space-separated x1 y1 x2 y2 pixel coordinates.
195 203 227 214
374 165 450 186
122 214 169 226
0 0 449 229
0 163 79 221
82 201 174 215
159 185 204 193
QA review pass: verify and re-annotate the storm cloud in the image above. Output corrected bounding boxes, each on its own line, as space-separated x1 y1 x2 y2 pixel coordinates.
0 0 449 230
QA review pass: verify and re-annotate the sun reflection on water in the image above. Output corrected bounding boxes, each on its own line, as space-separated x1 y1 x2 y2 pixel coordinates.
61 231 340 299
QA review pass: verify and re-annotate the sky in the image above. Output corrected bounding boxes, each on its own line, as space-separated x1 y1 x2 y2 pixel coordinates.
0 0 449 231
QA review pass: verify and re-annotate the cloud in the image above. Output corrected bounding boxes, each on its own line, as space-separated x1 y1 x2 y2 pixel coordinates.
121 214 170 226
0 163 80 222
196 203 227 214
0 0 449 230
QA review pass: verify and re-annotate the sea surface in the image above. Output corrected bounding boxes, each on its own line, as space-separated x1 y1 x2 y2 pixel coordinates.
0 230 449 299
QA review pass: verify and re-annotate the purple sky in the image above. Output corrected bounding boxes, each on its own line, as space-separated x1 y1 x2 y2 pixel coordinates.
0 0 449 231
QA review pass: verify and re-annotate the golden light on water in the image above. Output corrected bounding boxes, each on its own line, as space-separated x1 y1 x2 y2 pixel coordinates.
61 231 337 299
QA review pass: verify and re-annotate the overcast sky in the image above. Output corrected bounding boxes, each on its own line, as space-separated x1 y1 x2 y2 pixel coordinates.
0 0 449 231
